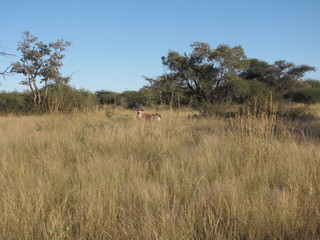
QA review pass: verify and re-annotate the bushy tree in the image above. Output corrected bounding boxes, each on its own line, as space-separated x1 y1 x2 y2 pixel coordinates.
11 31 71 104
147 42 249 106
242 59 316 96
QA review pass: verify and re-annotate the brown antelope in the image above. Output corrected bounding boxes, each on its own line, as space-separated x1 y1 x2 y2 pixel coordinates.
137 110 161 121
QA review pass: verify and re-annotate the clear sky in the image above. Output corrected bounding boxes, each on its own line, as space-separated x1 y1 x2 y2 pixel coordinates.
1 0 319 93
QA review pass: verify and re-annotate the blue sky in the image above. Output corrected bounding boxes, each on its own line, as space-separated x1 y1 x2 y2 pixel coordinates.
1 0 319 93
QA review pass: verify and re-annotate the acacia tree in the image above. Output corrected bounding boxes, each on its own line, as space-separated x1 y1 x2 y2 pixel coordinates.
11 31 71 104
242 59 315 95
154 41 248 103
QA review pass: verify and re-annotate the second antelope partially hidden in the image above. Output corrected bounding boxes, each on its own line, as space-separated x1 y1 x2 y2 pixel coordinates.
137 110 161 121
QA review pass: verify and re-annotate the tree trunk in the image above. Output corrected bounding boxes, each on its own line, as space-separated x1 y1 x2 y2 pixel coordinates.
169 91 174 111
32 79 41 104
28 78 37 103
44 79 49 100
160 90 163 106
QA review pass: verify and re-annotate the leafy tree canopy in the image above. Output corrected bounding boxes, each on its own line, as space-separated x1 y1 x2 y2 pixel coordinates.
11 31 71 104
159 41 248 103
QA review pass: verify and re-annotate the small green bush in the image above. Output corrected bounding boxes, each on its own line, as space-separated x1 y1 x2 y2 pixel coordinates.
286 88 320 104
46 84 97 113
95 91 119 105
247 81 273 100
224 77 250 103
0 91 32 114
221 79 273 104
120 91 148 109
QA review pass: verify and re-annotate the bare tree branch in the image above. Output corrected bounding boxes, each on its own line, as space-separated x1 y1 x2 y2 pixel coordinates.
0 48 15 78
0 52 15 57
1 64 13 79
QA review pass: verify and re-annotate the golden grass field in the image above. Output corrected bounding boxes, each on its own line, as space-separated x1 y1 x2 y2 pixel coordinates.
0 105 319 239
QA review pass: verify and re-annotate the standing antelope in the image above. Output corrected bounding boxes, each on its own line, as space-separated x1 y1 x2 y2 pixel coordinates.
137 110 161 121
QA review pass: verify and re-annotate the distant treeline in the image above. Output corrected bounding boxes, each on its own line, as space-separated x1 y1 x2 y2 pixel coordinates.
1 35 320 115
1 79 320 115
0 84 169 114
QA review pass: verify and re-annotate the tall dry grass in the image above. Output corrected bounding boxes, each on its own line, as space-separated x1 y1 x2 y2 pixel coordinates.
0 107 319 239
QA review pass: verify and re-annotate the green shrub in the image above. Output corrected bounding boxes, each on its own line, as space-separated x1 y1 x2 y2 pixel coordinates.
278 105 315 121
247 81 273 100
286 88 320 104
303 80 320 89
46 84 97 113
224 77 250 103
221 79 272 104
95 91 119 105
0 91 32 114
120 91 148 109
191 100 231 117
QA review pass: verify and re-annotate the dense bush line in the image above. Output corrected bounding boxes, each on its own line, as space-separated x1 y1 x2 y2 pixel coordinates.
1 82 320 115
0 85 97 114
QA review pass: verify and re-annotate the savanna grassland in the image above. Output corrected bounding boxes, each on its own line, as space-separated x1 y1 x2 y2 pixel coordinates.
0 105 319 239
